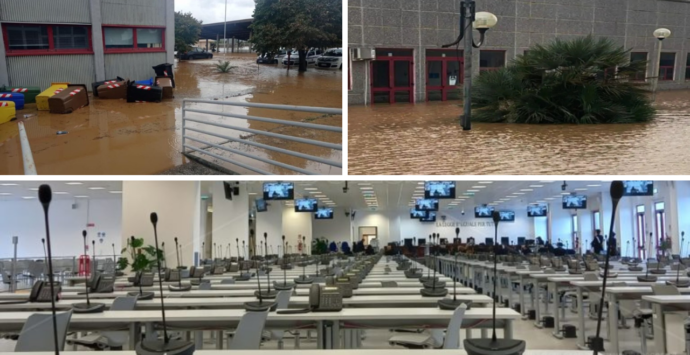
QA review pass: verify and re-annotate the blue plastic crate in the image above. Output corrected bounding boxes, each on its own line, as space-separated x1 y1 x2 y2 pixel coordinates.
135 78 154 86
0 93 24 110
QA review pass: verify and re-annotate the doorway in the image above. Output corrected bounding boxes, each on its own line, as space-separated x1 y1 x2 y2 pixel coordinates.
371 48 414 104
426 49 464 101
358 226 378 245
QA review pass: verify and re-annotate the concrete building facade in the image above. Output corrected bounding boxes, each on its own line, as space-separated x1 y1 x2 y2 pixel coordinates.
0 0 174 91
348 0 690 105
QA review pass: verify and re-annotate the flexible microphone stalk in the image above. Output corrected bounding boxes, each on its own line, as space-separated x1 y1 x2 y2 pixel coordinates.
668 232 688 287
72 230 105 313
255 233 277 298
136 213 195 355
295 236 313 284
464 210 526 355
275 236 294 290
38 185 61 355
421 233 447 297
234 238 249 281
439 228 468 309
169 238 191 291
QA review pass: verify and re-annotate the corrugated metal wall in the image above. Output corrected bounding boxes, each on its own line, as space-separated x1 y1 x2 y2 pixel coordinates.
7 55 96 90
0 0 91 23
101 0 166 26
104 52 166 81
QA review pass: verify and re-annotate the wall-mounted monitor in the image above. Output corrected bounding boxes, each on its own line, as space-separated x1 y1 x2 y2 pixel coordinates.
562 195 587 209
420 212 436 222
415 198 439 211
623 181 654 196
485 238 494 246
527 204 548 217
295 198 318 212
410 208 428 219
499 211 515 222
263 182 294 200
501 237 510 245
424 181 456 199
474 206 494 218
314 208 333 219
255 199 267 212
417 238 427 245
517 237 526 245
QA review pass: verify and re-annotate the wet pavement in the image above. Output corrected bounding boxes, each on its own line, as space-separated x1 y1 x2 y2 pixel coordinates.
0 53 342 175
348 91 690 175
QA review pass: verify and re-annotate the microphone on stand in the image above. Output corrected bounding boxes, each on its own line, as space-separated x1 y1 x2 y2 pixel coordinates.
439 227 470 309
255 233 277 298
421 233 447 297
72 230 105 313
668 231 688 287
275 236 294 290
235 238 250 281
169 238 191 291
136 213 195 355
295 235 313 284
113 243 123 276
464 210 526 355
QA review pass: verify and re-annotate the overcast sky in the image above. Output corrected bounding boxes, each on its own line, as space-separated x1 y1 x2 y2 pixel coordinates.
175 0 255 24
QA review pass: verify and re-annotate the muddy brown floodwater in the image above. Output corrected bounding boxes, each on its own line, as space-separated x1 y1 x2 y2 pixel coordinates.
0 53 342 175
348 91 690 175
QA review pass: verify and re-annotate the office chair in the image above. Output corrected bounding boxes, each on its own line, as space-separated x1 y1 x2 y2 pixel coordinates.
389 303 467 348
15 310 73 351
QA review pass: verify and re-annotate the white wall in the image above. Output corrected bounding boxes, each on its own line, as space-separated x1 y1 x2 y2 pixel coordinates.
353 210 391 245
121 181 199 268
211 182 249 259
0 198 122 259
312 207 351 243
255 204 282 255
282 207 312 250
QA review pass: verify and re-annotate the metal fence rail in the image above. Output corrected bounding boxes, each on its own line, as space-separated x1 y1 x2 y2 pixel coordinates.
181 99 342 175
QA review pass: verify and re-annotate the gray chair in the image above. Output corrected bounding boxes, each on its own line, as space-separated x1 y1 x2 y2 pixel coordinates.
68 297 137 350
389 303 467 348
15 310 73 351
228 310 270 349
198 282 212 290
268 290 292 349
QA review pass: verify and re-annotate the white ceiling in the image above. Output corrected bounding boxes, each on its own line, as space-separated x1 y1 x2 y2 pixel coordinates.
0 181 123 201
205 180 618 212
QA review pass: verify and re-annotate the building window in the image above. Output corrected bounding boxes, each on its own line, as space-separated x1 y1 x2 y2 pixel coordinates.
685 54 690 80
479 50 505 73
659 52 675 81
636 205 646 259
103 26 165 53
655 202 666 256
592 211 600 231
3 24 92 55
630 52 647 81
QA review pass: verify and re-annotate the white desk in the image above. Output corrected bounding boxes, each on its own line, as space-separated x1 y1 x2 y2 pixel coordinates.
641 295 690 355
0 349 595 355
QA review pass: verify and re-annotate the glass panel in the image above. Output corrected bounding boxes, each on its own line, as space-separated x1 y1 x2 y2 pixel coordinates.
53 26 88 50
480 51 505 68
373 91 389 104
572 215 578 232
655 202 665 210
137 28 163 48
377 48 413 57
636 205 645 213
426 49 463 58
372 61 390 88
631 52 647 80
660 52 676 67
447 60 461 87
7 25 49 50
394 91 410 103
104 27 133 49
446 88 461 100
428 61 442 87
427 90 442 101
394 61 410 87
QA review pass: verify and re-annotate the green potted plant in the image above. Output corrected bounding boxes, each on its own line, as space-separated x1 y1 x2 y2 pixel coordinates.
119 236 164 281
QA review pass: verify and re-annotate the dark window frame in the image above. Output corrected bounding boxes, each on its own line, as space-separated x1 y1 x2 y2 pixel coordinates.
2 23 93 56
102 25 165 54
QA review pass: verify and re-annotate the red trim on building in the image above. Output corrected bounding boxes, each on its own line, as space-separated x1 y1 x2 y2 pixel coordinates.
102 25 166 54
2 23 94 56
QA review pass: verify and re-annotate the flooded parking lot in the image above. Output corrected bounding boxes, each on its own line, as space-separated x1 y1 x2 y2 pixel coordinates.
348 91 690 175
0 53 342 175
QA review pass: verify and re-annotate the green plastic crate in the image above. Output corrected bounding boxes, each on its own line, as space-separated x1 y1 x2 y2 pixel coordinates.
0 86 41 104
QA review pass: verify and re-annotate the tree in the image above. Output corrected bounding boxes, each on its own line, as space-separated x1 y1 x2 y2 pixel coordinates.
471 35 655 124
175 11 202 53
250 0 342 72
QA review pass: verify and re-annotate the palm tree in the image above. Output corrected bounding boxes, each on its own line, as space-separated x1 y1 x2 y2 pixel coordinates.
215 60 234 73
472 35 655 124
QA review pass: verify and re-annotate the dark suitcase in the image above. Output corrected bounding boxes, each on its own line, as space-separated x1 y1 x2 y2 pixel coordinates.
126 81 163 103
152 63 175 88
97 80 127 100
92 77 124 97
48 84 89 114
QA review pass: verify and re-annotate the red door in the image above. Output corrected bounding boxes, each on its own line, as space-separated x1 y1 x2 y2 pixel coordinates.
370 49 414 104
426 56 463 101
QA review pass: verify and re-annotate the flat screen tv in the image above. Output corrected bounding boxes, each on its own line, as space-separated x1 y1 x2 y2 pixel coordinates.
294 198 318 212
424 181 456 199
255 199 267 212
415 198 439 211
410 208 428 219
314 208 333 219
517 237 526 245
263 182 294 200
501 237 510 245
420 212 436 222
623 181 654 196
417 238 427 245
527 204 548 217
474 206 494 218
562 195 587 209
485 238 494 246
499 210 515 222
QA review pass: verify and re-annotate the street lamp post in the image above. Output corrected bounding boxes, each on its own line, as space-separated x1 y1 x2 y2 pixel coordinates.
652 28 671 101
442 1 497 131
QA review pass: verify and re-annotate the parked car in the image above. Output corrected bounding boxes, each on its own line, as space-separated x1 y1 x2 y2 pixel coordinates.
316 48 342 69
282 49 324 66
281 50 300 66
177 47 213 60
256 53 278 64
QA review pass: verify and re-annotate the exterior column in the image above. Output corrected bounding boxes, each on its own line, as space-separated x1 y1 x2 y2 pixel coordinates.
232 37 235 53
0 17 8 86
165 0 175 63
89 0 105 81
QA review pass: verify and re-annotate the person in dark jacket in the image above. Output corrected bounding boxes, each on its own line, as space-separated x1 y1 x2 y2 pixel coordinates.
592 230 604 254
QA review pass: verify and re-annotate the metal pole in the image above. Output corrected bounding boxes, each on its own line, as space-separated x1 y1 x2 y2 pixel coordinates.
652 39 663 101
11 236 18 293
224 0 227 55
462 2 473 131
